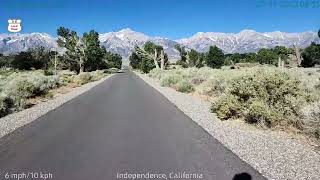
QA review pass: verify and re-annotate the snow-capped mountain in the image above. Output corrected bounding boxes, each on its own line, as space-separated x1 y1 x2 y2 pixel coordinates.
99 28 179 59
0 29 319 61
0 33 57 55
178 30 319 54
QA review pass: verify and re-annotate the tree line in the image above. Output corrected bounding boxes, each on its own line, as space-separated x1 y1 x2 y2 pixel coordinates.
0 27 122 73
129 31 320 72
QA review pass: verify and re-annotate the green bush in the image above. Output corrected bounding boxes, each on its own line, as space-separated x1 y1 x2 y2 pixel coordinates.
246 99 280 127
175 80 194 93
89 70 107 81
7 78 39 99
302 102 320 139
212 70 315 127
211 95 243 120
160 74 183 87
196 78 227 96
0 94 14 117
74 72 93 85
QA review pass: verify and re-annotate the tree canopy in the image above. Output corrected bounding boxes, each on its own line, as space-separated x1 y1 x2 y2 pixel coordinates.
205 46 225 68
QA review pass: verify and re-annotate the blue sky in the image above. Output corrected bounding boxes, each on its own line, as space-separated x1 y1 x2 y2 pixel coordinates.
1 0 319 39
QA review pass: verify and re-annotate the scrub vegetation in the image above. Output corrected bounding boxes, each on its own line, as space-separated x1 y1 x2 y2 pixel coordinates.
149 67 320 142
0 26 122 118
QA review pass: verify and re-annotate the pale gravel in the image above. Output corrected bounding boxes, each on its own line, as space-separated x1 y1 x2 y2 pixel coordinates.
136 72 320 180
0 74 114 139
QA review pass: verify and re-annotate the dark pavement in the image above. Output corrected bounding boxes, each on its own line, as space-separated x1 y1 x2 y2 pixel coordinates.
0 71 265 180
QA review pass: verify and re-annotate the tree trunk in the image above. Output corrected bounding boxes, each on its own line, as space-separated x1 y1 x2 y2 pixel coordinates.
79 56 84 73
160 50 165 69
153 49 160 68
278 56 284 69
186 52 190 66
293 44 301 67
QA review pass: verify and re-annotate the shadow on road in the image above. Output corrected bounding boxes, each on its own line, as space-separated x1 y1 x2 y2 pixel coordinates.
233 172 252 180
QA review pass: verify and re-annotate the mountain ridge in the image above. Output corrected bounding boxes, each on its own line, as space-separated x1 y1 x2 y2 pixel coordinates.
0 29 319 61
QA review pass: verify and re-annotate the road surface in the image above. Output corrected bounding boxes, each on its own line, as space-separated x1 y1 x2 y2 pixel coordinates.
0 71 265 180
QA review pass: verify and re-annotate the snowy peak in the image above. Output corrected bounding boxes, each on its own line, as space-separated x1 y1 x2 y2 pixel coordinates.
0 29 319 60
0 33 57 55
99 28 178 59
178 30 319 54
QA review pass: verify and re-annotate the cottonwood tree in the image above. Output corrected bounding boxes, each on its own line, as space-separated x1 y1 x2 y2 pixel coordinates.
188 49 205 68
175 44 188 67
104 51 122 69
205 46 225 68
133 41 168 70
301 42 320 67
57 27 86 73
82 30 106 71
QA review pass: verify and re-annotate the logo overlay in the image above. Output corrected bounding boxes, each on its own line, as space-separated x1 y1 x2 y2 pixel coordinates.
8 19 22 33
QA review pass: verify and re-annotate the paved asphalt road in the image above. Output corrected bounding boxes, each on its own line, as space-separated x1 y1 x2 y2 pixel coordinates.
0 71 265 180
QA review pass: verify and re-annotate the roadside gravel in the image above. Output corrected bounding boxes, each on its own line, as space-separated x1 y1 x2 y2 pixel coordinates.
0 74 114 139
136 72 320 180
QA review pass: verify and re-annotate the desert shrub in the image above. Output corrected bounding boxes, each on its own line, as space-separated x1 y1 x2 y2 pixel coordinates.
175 80 194 93
211 95 243 120
160 74 183 87
0 94 14 117
89 70 107 81
196 78 227 96
148 68 165 79
246 99 280 126
57 70 76 84
4 73 61 107
212 70 315 127
74 72 93 85
58 70 77 76
301 102 320 139
44 69 54 76
109 68 120 73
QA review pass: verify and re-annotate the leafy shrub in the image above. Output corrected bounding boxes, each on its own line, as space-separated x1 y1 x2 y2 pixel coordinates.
175 80 194 93
74 72 92 85
211 95 243 120
301 102 320 139
246 99 280 126
160 74 183 87
196 78 227 96
58 70 77 76
3 73 61 109
0 94 14 117
212 70 314 127
89 70 107 81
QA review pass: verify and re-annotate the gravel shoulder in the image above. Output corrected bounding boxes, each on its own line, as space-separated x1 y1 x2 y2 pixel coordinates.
135 72 320 180
0 74 114 139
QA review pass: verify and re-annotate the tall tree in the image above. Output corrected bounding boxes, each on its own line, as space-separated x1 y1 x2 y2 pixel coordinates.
301 42 320 67
188 49 205 68
205 46 225 68
134 42 168 70
11 52 34 70
174 44 188 67
104 51 122 69
57 27 86 73
257 48 278 65
82 30 106 71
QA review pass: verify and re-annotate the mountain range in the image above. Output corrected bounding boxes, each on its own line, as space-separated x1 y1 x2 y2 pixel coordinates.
0 28 319 61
